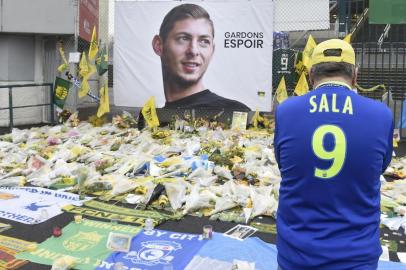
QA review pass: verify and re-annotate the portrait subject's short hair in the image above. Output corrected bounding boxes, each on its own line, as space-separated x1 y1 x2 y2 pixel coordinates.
159 4 214 42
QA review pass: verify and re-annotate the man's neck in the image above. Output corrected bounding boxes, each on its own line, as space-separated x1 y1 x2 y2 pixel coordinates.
313 77 353 90
164 81 206 102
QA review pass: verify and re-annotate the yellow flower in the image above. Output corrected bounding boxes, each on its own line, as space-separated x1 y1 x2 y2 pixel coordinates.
230 156 243 164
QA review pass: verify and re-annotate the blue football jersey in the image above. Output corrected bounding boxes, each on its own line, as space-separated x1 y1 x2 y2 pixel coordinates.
274 82 393 270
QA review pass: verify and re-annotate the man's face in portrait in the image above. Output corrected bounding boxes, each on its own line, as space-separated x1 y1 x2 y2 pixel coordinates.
156 18 215 87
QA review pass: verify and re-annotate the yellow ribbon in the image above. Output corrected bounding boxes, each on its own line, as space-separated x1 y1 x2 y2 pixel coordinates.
355 83 386 92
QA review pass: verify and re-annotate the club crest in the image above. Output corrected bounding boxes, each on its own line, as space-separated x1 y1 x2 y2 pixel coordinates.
123 240 181 266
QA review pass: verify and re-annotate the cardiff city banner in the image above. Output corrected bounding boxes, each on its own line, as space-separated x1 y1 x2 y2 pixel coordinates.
0 187 89 224
114 0 273 111
96 229 206 270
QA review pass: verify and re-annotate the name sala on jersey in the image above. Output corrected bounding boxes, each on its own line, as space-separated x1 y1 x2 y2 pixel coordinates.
309 93 353 115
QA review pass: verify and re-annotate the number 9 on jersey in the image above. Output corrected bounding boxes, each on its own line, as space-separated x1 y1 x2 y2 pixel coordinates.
312 125 347 179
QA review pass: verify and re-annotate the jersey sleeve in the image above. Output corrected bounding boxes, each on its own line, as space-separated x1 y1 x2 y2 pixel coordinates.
273 107 281 167
382 119 394 173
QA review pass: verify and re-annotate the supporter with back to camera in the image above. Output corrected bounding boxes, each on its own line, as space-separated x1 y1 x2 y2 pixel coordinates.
274 39 393 269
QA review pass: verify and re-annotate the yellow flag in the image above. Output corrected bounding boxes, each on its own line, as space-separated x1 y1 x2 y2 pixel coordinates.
252 109 264 129
393 131 400 148
343 33 352 43
57 47 69 72
78 77 90 98
393 138 399 148
57 63 68 73
294 72 309 96
88 26 99 61
302 35 317 71
276 76 288 104
59 47 68 65
89 63 97 76
78 64 96 98
97 83 110 117
142 97 160 128
79 52 89 77
295 59 304 75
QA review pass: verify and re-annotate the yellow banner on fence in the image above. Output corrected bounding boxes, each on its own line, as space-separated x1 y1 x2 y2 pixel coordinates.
355 83 386 92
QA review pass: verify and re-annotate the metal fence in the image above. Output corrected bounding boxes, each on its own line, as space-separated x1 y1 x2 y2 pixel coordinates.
0 83 55 133
353 42 406 138
282 0 406 138
58 0 113 109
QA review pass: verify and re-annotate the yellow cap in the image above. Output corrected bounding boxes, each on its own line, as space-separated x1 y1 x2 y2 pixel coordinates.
311 39 355 66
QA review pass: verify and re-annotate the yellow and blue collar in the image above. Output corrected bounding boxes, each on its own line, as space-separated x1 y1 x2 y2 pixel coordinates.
314 81 353 90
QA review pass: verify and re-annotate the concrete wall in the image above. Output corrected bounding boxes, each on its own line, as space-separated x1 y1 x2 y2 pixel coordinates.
0 36 8 80
0 0 76 34
0 0 78 127
0 35 49 127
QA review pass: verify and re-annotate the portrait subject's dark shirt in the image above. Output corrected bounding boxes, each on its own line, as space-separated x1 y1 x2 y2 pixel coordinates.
163 90 251 111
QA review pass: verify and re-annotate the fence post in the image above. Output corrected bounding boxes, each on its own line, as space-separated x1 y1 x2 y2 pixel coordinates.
338 0 347 38
49 84 55 124
8 87 13 132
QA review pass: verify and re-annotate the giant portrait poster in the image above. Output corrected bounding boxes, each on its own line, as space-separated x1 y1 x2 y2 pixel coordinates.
114 0 273 111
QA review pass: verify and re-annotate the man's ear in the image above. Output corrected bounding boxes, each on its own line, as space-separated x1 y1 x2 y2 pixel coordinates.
308 68 315 87
152 35 163 56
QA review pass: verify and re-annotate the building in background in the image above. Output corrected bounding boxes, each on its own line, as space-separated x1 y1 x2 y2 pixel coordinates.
0 0 76 126
0 0 110 127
